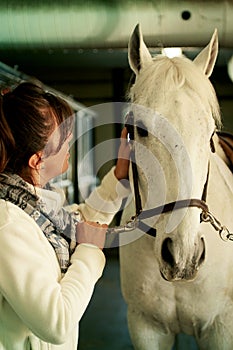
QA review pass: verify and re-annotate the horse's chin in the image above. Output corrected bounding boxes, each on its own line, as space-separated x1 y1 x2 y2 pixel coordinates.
160 266 199 282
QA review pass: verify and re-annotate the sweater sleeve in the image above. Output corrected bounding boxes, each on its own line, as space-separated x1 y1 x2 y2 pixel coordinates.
0 201 105 345
69 166 131 224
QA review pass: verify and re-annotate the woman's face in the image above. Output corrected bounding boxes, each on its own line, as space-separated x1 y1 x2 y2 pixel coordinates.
41 126 73 182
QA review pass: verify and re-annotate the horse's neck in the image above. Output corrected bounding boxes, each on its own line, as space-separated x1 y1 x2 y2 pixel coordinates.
210 152 233 191
208 150 233 232
213 133 230 167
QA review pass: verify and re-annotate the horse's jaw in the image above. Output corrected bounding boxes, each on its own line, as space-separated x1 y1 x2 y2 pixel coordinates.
159 236 205 282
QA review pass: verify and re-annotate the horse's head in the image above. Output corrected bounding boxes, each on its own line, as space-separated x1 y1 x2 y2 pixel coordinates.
127 24 221 281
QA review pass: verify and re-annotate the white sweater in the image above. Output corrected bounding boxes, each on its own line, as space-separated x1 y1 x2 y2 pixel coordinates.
0 168 130 350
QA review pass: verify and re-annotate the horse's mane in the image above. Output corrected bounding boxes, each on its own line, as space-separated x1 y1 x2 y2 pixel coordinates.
128 54 221 128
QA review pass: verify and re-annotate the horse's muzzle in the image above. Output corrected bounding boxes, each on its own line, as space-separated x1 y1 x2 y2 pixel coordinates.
160 237 205 282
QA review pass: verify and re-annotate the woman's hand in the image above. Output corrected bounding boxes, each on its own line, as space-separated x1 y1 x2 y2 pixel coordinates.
114 127 131 181
76 221 108 249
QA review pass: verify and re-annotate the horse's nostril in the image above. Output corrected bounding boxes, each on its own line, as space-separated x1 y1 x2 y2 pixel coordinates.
161 238 175 267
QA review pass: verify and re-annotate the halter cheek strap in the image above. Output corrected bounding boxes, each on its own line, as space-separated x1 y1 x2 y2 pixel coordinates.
125 111 142 217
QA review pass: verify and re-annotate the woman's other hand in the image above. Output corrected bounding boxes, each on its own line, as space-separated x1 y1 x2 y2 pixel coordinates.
114 127 131 181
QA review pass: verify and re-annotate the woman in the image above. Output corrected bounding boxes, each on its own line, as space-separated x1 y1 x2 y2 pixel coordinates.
0 82 131 349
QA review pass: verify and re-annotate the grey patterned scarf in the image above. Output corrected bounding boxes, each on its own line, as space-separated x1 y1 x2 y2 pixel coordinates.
0 172 80 274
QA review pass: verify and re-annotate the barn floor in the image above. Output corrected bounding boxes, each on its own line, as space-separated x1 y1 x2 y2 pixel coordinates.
78 250 198 350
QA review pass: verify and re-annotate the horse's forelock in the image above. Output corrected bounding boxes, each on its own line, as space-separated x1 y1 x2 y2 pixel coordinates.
129 54 221 128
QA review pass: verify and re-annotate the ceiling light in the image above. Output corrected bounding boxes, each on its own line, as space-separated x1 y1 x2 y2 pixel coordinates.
162 47 182 58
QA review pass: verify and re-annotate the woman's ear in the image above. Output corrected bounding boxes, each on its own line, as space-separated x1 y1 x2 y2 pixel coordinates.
28 151 43 170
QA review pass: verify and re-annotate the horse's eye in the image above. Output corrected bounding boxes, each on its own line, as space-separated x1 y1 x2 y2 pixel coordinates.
210 132 215 153
136 121 148 137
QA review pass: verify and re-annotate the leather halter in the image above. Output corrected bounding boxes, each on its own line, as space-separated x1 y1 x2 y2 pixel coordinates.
124 111 210 237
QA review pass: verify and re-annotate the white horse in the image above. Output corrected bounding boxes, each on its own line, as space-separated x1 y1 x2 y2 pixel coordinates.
119 24 233 350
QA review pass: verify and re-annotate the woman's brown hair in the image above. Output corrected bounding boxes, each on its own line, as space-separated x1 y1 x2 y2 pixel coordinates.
0 82 73 175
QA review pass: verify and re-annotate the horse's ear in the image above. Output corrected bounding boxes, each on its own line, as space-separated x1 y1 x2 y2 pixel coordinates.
128 23 152 75
193 29 218 77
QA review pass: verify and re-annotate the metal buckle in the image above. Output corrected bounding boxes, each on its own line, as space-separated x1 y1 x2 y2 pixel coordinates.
106 217 138 235
201 211 233 242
